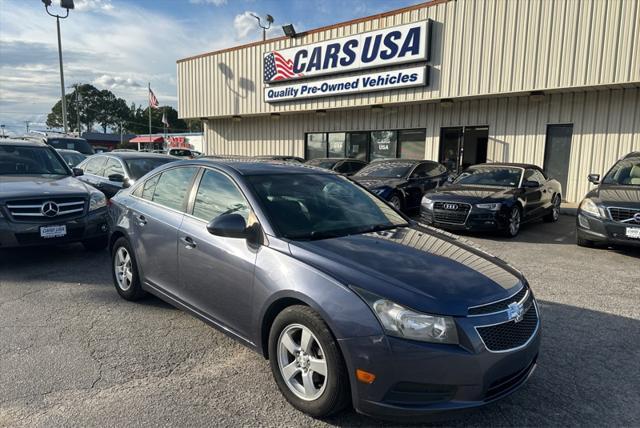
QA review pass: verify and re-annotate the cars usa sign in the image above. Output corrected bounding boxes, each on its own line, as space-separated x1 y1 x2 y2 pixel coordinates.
263 21 431 83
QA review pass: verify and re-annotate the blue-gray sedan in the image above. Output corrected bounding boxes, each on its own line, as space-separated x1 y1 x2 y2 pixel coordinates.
107 159 540 420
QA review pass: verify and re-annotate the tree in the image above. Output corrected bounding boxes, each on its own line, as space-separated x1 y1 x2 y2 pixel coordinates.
125 105 191 135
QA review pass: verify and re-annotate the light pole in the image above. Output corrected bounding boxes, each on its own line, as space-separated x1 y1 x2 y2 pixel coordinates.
42 0 75 134
250 13 274 41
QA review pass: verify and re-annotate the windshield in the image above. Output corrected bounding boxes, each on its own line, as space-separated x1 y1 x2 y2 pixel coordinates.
306 159 338 169
59 151 86 167
124 158 174 180
247 173 408 240
602 158 640 186
354 161 414 178
454 166 523 187
0 145 70 176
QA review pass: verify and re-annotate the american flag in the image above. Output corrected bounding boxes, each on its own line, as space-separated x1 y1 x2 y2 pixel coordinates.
149 87 159 109
264 52 301 81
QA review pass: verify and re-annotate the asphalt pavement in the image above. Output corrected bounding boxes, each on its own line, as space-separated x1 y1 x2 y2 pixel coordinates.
1 214 639 427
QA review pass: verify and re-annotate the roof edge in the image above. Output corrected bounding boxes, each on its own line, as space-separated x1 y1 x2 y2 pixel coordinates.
177 0 449 63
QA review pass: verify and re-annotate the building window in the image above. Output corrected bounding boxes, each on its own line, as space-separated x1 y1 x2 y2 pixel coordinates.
305 133 327 159
328 133 346 157
370 131 397 160
398 129 426 159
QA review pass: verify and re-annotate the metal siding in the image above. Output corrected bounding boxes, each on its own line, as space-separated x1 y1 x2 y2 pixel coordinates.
178 0 639 119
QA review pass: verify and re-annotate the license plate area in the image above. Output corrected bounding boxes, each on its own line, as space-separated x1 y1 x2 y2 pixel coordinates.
625 227 640 239
40 225 67 238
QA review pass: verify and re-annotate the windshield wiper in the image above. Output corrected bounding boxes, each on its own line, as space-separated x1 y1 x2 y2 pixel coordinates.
359 223 407 234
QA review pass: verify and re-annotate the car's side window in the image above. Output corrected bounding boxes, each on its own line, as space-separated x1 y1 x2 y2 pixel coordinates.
83 156 106 175
104 158 124 179
192 169 250 222
151 167 198 211
135 174 160 200
412 162 438 178
524 169 544 184
333 162 349 173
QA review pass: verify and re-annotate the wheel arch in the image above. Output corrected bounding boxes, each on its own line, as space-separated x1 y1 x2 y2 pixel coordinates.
260 296 310 359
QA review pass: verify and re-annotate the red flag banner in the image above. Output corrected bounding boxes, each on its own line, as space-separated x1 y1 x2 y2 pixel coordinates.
149 88 159 109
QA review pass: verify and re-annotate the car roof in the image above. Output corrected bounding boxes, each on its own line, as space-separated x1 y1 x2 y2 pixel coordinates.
183 158 335 176
308 157 365 162
470 162 542 171
0 138 48 147
623 152 640 159
98 152 174 160
55 148 84 154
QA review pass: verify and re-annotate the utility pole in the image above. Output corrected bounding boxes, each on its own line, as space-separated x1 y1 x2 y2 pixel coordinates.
25 121 30 133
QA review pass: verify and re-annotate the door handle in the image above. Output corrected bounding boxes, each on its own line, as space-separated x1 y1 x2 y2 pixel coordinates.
136 214 147 226
180 236 196 249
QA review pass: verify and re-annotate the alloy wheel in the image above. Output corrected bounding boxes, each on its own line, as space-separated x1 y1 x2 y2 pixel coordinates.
277 323 328 401
114 247 133 291
509 208 521 236
552 197 560 221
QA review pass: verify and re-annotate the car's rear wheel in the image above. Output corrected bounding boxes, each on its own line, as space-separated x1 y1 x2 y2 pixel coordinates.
544 195 561 222
111 237 146 301
389 194 403 211
268 305 349 418
504 206 521 237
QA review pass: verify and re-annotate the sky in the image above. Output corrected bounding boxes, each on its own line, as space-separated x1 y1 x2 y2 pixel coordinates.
0 0 421 135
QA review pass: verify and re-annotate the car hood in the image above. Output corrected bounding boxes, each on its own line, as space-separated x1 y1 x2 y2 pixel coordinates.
352 177 406 189
287 225 523 316
425 185 517 203
0 175 92 201
585 184 640 208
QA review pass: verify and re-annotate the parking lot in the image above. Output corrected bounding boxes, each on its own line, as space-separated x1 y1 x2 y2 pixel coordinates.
0 214 638 427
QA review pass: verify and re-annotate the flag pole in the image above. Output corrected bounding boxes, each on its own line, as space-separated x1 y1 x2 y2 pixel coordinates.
148 82 152 151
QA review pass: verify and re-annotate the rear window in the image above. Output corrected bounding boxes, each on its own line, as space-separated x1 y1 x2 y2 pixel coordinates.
47 138 94 155
125 158 174 180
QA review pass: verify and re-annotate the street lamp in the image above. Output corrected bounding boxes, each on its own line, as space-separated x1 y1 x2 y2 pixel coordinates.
250 13 274 41
42 0 75 135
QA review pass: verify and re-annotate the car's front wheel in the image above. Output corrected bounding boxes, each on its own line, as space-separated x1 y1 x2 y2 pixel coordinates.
111 237 146 301
389 194 403 211
268 305 349 418
544 195 561 222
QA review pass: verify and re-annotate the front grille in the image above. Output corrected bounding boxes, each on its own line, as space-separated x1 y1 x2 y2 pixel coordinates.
476 304 539 352
6 197 86 221
432 202 471 224
485 356 537 400
469 286 528 316
607 207 640 224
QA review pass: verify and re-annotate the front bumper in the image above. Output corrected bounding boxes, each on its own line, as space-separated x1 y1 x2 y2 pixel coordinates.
0 208 109 248
576 211 640 247
338 302 541 420
420 207 510 232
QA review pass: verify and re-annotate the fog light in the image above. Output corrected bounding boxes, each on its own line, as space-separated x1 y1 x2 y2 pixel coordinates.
100 224 108 232
356 369 376 384
578 214 590 229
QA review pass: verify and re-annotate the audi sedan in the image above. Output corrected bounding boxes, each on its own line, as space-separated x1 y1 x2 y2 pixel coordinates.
108 159 540 420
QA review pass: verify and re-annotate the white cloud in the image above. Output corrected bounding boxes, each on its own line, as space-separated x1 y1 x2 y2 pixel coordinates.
93 74 141 89
72 0 114 12
233 11 258 40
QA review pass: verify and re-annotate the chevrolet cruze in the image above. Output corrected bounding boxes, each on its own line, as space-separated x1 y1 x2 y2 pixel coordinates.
107 159 540 419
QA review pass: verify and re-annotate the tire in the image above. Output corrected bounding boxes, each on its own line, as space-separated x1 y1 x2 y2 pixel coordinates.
544 195 561 222
268 305 350 418
82 236 108 251
577 236 595 247
504 206 522 237
111 237 146 301
389 194 403 211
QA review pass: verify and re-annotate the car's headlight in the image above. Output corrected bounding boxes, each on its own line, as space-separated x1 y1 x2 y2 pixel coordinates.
475 202 502 211
89 192 106 211
579 198 605 218
354 288 458 344
421 196 434 210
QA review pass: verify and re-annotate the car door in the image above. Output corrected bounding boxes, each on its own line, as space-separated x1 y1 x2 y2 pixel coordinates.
101 157 126 199
78 156 107 189
129 166 198 295
533 169 554 213
177 168 258 338
521 168 545 219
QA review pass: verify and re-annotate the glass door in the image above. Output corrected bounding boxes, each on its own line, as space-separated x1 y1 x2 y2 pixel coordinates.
544 124 573 197
439 126 489 173
346 132 368 161
439 127 463 172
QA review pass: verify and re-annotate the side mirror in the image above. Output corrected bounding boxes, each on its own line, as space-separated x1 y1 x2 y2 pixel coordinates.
108 173 125 183
522 180 541 188
72 167 84 176
207 214 247 239
588 173 600 184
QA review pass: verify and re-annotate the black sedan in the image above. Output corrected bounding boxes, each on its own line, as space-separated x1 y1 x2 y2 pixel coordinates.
576 154 640 247
305 158 368 175
420 163 562 237
76 152 175 198
351 159 450 212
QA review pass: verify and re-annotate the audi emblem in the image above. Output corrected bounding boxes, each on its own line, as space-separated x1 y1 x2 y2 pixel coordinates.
41 201 59 217
443 203 458 210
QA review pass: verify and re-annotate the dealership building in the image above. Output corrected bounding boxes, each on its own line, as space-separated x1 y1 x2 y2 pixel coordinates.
177 0 640 202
